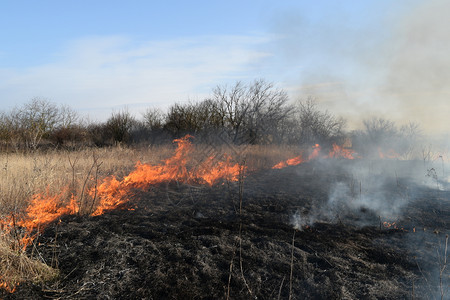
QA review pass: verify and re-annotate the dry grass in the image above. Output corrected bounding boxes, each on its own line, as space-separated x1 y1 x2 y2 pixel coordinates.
0 142 299 292
0 236 58 292
0 144 176 292
0 143 299 217
0 145 174 214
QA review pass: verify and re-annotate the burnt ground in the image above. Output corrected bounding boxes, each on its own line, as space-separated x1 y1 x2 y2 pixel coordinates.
2 160 450 299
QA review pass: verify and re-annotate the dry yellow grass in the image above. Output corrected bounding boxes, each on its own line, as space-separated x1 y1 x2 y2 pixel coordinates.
0 235 58 292
0 143 299 214
0 142 299 292
0 144 176 292
0 145 175 214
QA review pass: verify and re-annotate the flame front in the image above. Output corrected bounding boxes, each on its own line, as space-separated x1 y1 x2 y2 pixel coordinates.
378 148 400 159
272 143 358 169
0 134 245 262
93 135 243 215
328 144 357 159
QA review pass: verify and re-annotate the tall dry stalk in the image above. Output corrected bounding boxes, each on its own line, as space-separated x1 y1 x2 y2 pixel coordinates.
439 234 448 300
237 161 252 297
289 230 296 300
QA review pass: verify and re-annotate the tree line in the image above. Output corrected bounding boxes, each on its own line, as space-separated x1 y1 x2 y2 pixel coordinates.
0 79 421 157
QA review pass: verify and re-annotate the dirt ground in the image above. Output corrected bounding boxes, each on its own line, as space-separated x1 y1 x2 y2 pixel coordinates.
2 160 449 299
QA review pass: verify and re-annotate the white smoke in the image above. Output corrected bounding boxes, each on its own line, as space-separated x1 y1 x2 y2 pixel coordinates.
290 158 449 230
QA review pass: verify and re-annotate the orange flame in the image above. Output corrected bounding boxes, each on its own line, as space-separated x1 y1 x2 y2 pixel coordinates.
0 134 245 262
0 280 17 293
383 221 397 229
0 187 78 252
272 144 323 170
196 155 242 185
328 143 357 159
378 148 399 159
272 143 358 169
22 187 78 230
382 221 406 231
308 144 321 160
272 155 304 169
92 135 244 215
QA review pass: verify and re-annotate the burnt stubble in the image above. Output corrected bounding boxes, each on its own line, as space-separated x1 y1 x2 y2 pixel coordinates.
4 160 449 299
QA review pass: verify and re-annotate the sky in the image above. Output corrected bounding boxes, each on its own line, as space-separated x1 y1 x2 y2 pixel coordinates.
0 0 448 134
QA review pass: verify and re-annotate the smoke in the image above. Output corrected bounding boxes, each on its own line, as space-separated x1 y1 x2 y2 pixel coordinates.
274 0 450 135
379 0 450 135
290 158 449 230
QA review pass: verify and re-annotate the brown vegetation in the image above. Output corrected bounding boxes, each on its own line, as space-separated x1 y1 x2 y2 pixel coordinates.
0 80 444 298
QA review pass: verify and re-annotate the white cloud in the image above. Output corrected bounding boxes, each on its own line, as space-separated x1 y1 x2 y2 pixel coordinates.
0 34 273 120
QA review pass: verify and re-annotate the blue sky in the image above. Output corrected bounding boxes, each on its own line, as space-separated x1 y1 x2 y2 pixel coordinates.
1 0 448 134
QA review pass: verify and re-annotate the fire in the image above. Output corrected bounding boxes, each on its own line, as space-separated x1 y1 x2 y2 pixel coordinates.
0 188 78 252
272 155 304 169
328 143 357 159
0 281 17 293
308 144 321 160
272 144 323 169
0 134 245 261
92 135 243 215
196 155 242 185
272 143 358 169
382 221 407 231
23 187 78 230
378 148 400 159
383 221 398 229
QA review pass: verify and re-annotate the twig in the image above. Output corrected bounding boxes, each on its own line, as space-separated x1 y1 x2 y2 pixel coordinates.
415 257 433 297
78 155 96 214
439 234 448 300
226 248 236 300
237 162 252 296
289 230 296 300
51 221 59 269
278 276 285 300
67 154 78 197
88 157 102 214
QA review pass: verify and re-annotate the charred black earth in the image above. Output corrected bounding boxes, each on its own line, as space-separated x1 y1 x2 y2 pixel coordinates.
3 160 450 299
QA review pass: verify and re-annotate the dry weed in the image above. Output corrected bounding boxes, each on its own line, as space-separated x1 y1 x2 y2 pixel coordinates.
0 236 58 293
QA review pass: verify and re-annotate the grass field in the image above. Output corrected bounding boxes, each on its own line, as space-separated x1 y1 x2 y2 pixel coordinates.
0 140 448 298
0 142 300 292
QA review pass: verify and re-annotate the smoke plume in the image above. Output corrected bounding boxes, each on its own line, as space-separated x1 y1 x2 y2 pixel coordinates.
275 0 450 135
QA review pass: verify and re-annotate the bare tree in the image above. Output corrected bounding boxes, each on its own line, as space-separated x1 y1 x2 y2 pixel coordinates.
212 81 249 143
142 108 164 131
59 104 79 128
353 117 422 158
294 97 346 146
12 98 63 150
363 117 397 144
164 103 203 136
398 122 422 159
213 79 293 144
106 108 136 145
164 99 224 138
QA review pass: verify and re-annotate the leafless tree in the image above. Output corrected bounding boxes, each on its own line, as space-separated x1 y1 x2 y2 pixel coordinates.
213 79 293 144
294 97 346 146
106 108 136 145
164 99 225 138
1 98 67 150
142 107 164 131
353 117 422 158
363 117 397 144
